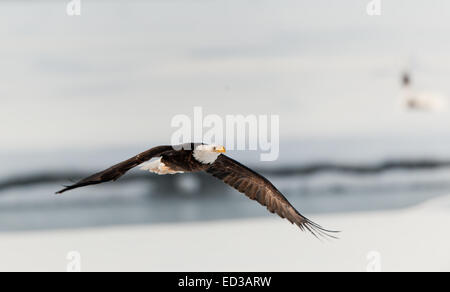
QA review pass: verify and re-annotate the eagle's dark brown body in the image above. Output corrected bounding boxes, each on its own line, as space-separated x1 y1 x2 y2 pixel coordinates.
160 147 209 173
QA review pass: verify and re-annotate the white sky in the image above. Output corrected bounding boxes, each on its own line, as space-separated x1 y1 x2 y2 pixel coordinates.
2 0 450 151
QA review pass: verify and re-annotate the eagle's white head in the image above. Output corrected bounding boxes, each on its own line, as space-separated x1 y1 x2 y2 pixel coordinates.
193 144 226 164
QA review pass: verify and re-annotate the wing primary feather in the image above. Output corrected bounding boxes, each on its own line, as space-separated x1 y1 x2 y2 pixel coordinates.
56 145 173 194
301 218 340 240
206 154 339 239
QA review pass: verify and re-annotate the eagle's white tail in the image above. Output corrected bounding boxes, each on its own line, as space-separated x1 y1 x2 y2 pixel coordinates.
140 158 184 175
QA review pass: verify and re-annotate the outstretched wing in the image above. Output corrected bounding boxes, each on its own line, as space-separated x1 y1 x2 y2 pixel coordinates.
56 145 173 194
206 155 338 239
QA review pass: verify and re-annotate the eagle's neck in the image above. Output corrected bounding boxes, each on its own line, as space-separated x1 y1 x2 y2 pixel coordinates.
193 149 220 164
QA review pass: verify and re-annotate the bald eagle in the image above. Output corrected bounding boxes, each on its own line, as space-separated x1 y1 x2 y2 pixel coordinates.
56 143 337 239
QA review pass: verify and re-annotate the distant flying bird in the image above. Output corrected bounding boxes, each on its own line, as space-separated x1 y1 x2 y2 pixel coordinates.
56 143 337 238
400 72 448 112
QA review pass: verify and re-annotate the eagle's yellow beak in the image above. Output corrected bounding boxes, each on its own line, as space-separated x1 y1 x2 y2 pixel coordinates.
215 146 226 153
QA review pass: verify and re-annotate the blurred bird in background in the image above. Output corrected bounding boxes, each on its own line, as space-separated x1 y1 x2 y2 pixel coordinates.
400 71 448 112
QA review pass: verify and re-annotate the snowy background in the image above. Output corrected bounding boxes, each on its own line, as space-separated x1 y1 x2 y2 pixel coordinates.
1 0 450 271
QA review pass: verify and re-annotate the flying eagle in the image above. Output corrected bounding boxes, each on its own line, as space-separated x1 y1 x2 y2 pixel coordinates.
56 143 337 239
